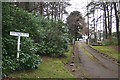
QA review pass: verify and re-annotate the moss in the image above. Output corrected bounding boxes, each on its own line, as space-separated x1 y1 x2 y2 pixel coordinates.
62 45 73 64
79 42 100 63
9 45 75 78
90 45 119 61
79 42 94 59
97 41 104 44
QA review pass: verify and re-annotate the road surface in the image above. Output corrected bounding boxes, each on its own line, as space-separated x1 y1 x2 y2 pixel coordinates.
65 41 119 79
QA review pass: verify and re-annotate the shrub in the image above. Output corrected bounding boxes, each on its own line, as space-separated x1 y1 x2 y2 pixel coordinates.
104 37 118 46
36 19 70 57
2 37 42 77
2 3 42 77
104 39 113 45
2 2 70 77
19 53 42 69
112 37 118 45
2 52 42 77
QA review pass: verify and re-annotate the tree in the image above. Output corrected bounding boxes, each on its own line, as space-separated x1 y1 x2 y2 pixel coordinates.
103 2 108 39
11 2 70 21
67 11 83 44
113 2 120 47
2 3 71 77
87 1 90 44
86 2 97 43
86 2 115 41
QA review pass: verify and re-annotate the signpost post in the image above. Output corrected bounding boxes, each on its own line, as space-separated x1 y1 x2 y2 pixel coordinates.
10 31 29 59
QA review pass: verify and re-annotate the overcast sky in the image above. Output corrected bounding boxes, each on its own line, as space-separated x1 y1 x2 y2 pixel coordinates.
64 0 116 32
64 0 88 22
66 0 88 15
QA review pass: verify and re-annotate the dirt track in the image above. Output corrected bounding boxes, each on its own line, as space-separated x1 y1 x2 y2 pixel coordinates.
65 41 119 79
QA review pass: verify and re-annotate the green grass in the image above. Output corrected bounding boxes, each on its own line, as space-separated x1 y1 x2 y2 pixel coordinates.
62 45 73 64
80 42 94 59
90 45 119 61
9 46 75 78
97 41 104 44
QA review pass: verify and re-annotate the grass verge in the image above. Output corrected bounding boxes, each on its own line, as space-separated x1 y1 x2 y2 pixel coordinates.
90 45 119 61
97 41 104 44
9 45 75 78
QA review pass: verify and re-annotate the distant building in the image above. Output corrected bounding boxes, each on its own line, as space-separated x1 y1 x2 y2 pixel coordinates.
82 34 88 41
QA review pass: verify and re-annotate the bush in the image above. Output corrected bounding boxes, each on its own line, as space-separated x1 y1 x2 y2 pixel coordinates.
104 39 113 45
19 53 42 69
104 37 118 46
2 52 42 77
112 37 118 45
2 3 70 77
2 56 18 77
36 19 70 57
2 3 42 77
2 37 42 77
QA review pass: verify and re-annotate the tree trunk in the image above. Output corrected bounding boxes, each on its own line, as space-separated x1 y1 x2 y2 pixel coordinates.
96 9 99 41
58 2 61 19
61 2 63 20
103 4 108 39
93 11 96 42
106 3 111 40
87 5 89 44
100 9 102 41
113 2 120 46
40 2 43 15
54 2 57 21
103 11 105 41
109 3 112 37
51 2 54 21
46 2 49 20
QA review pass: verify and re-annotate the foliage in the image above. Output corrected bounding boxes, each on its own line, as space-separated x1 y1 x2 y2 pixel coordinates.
112 32 120 38
62 45 73 64
2 3 70 77
12 2 71 20
66 11 85 41
19 52 42 69
2 51 42 77
104 37 118 46
76 33 82 39
9 45 74 78
35 18 70 57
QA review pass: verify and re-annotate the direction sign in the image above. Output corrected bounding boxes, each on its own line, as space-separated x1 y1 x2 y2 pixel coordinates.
10 31 29 37
10 31 29 59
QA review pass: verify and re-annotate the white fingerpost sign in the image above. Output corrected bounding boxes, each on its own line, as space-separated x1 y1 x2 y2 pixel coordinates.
10 31 29 59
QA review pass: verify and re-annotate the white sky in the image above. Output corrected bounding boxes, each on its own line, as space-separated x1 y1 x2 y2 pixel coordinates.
64 0 116 32
66 0 88 15
64 0 88 22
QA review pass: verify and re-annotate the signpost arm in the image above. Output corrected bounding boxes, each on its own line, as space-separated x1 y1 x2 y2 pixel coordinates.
17 36 20 59
10 31 29 60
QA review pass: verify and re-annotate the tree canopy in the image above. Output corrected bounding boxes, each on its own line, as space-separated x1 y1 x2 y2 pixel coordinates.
67 11 86 41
